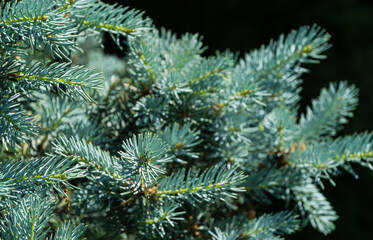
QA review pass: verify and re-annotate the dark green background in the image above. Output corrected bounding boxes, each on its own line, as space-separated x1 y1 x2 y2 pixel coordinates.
105 0 373 239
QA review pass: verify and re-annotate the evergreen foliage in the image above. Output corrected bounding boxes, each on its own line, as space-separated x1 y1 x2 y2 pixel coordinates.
0 0 371 239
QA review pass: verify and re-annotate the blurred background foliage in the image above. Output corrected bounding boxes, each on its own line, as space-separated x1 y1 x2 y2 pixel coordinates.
103 0 373 239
